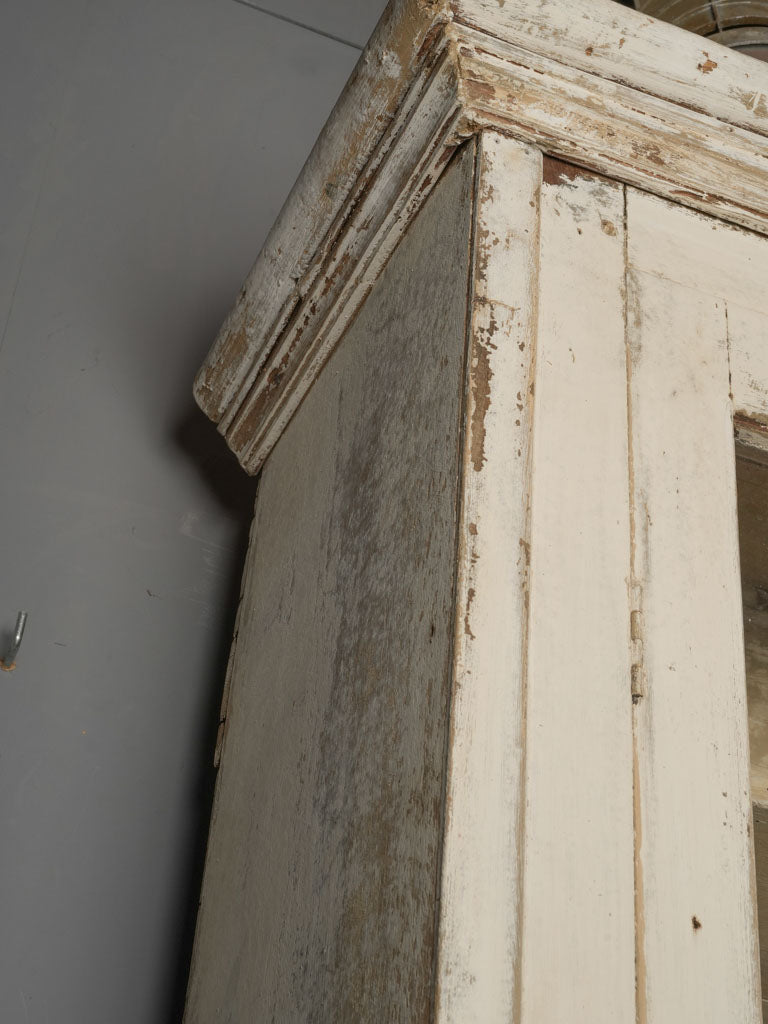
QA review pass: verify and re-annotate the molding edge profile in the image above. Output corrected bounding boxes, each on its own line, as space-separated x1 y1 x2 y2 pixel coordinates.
194 0 768 474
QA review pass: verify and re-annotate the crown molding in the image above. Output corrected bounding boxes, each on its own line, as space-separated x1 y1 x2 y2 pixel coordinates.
195 0 768 473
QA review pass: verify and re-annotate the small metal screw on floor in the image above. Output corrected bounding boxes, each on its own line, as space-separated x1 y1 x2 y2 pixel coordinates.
1 612 28 672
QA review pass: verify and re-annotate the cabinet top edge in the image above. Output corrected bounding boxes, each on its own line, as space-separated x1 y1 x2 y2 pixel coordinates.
195 0 768 473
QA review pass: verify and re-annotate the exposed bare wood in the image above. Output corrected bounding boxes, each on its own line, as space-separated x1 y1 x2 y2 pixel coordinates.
194 0 454 424
225 54 463 469
452 0 768 137
189 2 768 1019
455 28 768 236
434 132 541 1023
194 0 768 474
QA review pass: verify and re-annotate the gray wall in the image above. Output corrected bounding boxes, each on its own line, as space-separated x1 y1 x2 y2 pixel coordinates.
0 1 383 1021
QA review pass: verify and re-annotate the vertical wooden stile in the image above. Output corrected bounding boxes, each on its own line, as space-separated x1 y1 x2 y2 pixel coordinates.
626 186 761 1023
519 166 636 1023
435 132 541 1023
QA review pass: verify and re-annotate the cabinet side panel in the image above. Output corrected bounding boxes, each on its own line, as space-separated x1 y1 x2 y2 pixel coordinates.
184 142 476 1024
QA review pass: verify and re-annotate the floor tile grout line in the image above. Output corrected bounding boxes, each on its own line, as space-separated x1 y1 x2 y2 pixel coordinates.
229 0 364 51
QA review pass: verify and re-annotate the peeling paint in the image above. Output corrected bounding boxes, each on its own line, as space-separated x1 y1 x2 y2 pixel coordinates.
464 587 476 638
470 340 494 472
733 88 768 118
542 156 594 186
519 536 531 567
202 0 768 484
697 53 718 75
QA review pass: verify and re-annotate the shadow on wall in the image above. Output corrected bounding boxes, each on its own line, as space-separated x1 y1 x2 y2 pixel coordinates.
165 408 258 1024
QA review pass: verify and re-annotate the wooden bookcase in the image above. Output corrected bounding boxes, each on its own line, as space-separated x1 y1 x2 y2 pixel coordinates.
183 1 768 1020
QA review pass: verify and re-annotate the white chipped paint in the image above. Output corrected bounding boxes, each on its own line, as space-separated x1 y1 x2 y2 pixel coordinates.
626 206 762 1021
435 132 541 1023
455 25 768 237
452 0 768 137
190 3 768 1019
196 0 768 475
194 0 453 421
227 53 464 470
186 148 476 1022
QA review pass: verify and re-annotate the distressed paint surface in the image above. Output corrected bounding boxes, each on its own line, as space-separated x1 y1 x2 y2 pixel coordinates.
451 0 768 138
193 0 768 475
435 132 541 1023
188 0 768 1009
194 0 453 421
455 26 768 235
184 144 476 1024
625 248 761 1022
731 304 768 431
519 165 636 1023
225 52 463 466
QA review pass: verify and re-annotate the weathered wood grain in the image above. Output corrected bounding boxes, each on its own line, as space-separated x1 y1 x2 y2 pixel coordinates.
188 3 768 1014
225 52 463 467
434 132 541 1023
452 0 768 137
183 143 476 1024
456 27 768 236
194 0 768 476
194 0 453 422
518 164 635 1023
626 238 761 1020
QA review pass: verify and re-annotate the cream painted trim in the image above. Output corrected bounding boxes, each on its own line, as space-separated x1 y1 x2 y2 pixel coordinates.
195 0 768 472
